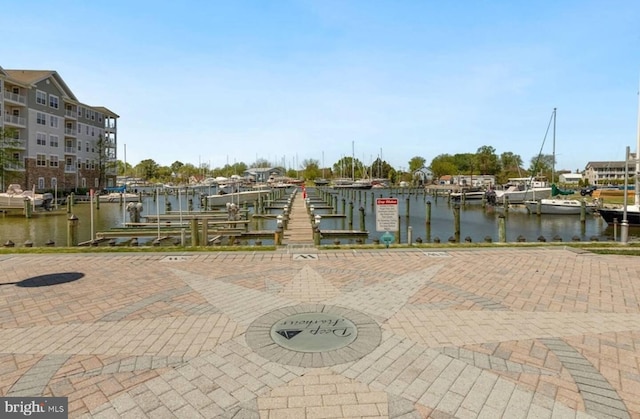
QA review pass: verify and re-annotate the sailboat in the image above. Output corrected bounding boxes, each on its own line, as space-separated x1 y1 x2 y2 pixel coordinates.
597 89 640 226
522 108 596 214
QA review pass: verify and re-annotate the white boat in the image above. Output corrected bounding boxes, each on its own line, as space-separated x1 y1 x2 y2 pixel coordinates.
205 189 271 207
450 188 486 201
0 184 52 209
493 181 553 205
524 198 598 215
98 192 140 203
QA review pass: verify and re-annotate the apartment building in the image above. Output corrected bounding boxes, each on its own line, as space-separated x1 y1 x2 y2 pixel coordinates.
584 154 637 186
0 66 118 192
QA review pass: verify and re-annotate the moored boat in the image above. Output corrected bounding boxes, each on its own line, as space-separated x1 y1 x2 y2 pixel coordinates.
524 198 598 215
205 189 271 207
0 184 52 210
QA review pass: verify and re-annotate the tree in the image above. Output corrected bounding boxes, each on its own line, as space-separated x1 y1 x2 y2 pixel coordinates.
408 156 426 173
301 159 321 180
136 159 160 180
428 154 458 180
0 127 23 190
96 134 115 189
529 154 554 177
117 160 133 176
369 158 393 179
332 156 363 179
475 146 500 175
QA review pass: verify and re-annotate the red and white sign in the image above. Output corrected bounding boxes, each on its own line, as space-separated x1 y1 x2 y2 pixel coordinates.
375 198 398 232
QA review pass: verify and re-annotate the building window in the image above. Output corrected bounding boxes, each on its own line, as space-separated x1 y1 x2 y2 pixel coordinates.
36 90 47 105
91 127 95 137
49 94 59 109
50 115 58 128
85 159 90 169
90 110 95 121
78 107 82 117
77 141 81 151
38 177 45 189
86 142 89 152
51 178 57 188
36 132 47 146
77 123 82 133
86 125 89 135
36 154 47 167
81 178 86 188
90 160 95 169
36 112 46 125
49 135 59 148
49 155 59 167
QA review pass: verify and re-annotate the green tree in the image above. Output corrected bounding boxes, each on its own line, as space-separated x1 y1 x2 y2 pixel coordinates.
136 159 160 180
408 156 426 173
475 146 500 175
0 127 23 190
117 160 133 176
332 156 363 179
428 154 458 180
301 159 321 180
369 158 393 179
529 153 554 177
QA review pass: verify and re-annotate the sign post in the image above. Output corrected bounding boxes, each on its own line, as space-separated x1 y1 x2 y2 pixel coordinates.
376 198 398 247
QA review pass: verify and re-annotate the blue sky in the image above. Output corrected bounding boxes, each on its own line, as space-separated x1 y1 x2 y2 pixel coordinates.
3 0 640 173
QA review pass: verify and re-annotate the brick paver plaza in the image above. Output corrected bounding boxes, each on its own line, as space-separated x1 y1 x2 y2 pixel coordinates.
1 247 640 418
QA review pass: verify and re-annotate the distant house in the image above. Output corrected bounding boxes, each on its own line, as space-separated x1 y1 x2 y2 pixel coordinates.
439 174 495 188
558 173 583 184
413 168 433 185
244 167 284 183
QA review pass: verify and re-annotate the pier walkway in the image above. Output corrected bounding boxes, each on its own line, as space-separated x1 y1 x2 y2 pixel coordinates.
282 188 315 246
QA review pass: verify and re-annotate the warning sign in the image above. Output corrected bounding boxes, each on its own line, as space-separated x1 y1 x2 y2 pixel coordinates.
376 198 398 232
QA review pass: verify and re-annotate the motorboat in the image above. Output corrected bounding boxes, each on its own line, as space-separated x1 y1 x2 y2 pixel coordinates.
0 184 52 210
98 186 140 203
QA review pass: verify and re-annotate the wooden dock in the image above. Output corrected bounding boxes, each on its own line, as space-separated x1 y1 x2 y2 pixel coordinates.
282 191 315 245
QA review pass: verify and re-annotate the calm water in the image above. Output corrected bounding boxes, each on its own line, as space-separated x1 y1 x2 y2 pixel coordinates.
0 186 630 247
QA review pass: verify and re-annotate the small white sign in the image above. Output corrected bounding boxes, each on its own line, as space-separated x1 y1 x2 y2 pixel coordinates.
376 198 399 232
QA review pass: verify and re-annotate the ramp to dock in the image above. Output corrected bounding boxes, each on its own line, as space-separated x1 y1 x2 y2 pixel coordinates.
283 190 314 245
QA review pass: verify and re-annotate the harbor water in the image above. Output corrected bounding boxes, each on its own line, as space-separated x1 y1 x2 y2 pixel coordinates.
0 186 631 247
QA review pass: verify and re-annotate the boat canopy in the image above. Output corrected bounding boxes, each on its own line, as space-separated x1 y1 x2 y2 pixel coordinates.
551 184 574 196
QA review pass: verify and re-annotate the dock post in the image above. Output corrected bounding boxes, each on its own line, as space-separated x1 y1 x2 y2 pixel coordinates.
405 197 410 221
453 203 460 243
408 226 412 245
189 198 194 212
536 199 541 215
359 206 365 231
67 197 72 214
67 214 79 247
348 201 354 230
397 216 401 244
24 199 32 218
202 219 208 246
191 218 199 246
70 192 75 206
580 201 586 224
498 214 506 243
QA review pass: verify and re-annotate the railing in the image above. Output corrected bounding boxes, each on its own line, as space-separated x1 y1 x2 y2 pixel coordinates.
3 114 26 126
6 138 26 149
3 162 23 171
65 147 76 154
65 109 77 119
3 90 26 104
65 165 76 173
64 128 76 136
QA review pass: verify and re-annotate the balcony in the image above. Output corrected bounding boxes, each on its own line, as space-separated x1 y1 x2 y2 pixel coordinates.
3 114 26 127
3 162 24 172
4 138 26 149
3 90 27 105
64 128 76 137
64 146 76 154
65 165 76 173
64 109 77 120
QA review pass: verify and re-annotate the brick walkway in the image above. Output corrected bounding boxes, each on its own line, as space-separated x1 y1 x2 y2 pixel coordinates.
0 248 639 418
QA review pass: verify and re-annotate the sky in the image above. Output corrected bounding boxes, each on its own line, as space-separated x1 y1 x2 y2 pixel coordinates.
3 0 640 174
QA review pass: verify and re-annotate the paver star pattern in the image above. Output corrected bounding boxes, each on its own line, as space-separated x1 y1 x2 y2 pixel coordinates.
1 247 639 418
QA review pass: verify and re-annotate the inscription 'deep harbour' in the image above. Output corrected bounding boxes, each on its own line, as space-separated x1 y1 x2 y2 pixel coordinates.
270 313 358 352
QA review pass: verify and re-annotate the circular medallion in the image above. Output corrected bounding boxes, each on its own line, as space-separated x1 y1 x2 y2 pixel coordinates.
246 305 381 367
270 312 358 352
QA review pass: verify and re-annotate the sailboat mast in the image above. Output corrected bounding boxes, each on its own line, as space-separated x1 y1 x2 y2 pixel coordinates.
552 108 556 184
